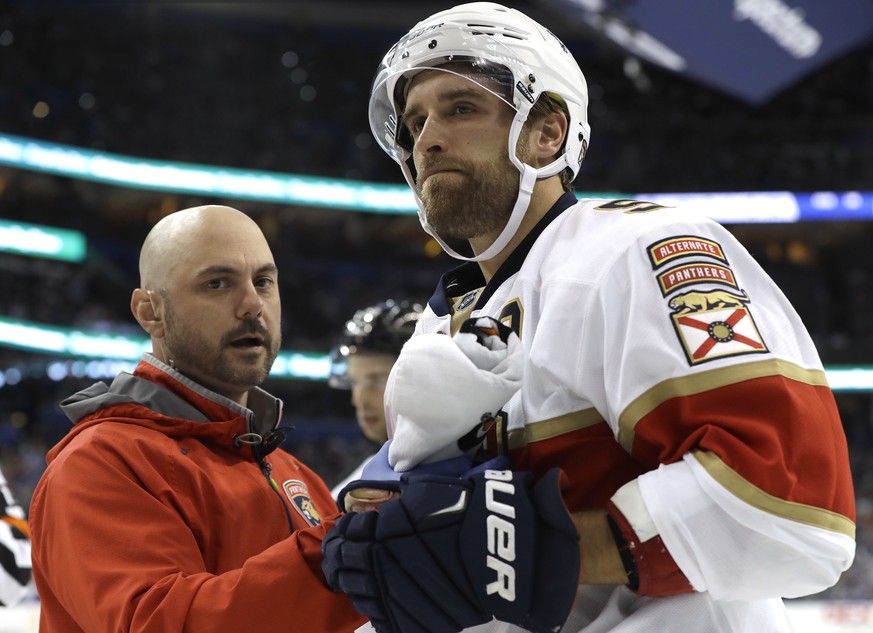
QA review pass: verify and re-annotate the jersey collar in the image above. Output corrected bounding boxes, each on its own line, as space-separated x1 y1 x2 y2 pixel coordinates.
429 192 578 316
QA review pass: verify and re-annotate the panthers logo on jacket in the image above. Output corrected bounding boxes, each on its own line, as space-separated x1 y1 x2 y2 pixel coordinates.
282 480 321 526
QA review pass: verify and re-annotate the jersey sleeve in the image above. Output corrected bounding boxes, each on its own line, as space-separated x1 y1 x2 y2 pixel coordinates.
576 211 855 598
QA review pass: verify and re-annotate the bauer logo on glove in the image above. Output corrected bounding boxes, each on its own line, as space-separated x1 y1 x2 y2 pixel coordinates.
323 466 579 633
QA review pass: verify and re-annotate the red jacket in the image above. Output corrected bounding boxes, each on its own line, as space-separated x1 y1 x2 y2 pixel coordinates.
30 355 367 633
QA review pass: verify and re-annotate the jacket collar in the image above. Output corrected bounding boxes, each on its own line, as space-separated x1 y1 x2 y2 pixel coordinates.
61 353 284 439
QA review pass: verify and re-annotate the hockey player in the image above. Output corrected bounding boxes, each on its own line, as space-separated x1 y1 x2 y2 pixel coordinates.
321 3 856 632
30 206 367 632
0 467 31 607
328 299 423 496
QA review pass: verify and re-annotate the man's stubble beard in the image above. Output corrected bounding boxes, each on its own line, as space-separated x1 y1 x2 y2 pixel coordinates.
418 139 529 241
162 301 280 391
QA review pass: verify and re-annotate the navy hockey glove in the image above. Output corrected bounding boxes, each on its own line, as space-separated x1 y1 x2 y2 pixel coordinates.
322 467 579 633
338 440 507 513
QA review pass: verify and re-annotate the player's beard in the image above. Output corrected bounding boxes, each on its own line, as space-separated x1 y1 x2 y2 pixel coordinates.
161 301 279 392
417 137 529 241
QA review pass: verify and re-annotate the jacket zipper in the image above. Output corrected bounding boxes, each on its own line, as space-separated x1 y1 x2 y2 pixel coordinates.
257 457 295 533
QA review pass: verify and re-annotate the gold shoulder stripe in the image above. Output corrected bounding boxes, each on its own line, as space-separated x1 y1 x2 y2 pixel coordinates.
618 359 829 452
507 408 604 450
693 450 855 538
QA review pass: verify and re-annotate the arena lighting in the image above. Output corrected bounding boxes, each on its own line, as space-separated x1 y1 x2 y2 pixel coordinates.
0 132 416 214
0 316 328 381
1 133 871 222
638 191 873 223
0 218 86 262
0 316 869 389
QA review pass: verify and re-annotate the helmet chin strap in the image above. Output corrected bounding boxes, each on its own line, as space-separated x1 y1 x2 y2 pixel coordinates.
407 164 538 262
398 107 568 263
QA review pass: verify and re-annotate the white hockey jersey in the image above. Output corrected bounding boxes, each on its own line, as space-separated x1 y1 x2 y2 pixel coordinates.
406 194 855 632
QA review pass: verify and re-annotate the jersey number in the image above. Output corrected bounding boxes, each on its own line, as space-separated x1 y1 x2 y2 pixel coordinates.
594 199 669 214
497 299 523 338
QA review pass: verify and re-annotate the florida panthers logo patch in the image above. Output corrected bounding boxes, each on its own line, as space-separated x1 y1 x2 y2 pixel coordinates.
669 290 767 365
282 480 321 526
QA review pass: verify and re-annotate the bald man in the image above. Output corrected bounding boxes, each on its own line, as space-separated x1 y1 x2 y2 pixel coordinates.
133 205 281 405
29 206 367 633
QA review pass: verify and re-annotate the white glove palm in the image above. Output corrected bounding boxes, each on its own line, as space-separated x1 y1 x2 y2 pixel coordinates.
386 317 522 471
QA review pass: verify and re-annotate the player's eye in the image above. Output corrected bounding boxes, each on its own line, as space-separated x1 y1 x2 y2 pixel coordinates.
406 116 425 137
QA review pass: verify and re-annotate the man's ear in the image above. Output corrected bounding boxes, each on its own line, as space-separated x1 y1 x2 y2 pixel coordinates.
535 110 568 163
131 288 165 338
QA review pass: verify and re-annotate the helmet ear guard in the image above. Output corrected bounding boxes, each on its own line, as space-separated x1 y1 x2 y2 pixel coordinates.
368 2 591 262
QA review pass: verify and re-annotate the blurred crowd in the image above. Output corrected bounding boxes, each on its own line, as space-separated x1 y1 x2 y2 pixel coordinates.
0 1 871 600
2 4 872 191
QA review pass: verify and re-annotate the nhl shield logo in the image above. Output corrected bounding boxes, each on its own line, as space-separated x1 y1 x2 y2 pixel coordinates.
282 480 322 526
669 289 767 365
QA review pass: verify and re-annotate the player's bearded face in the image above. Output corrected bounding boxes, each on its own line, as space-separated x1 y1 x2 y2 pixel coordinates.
416 133 530 241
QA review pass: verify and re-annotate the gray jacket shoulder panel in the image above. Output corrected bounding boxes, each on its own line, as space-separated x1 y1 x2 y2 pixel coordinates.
59 373 210 425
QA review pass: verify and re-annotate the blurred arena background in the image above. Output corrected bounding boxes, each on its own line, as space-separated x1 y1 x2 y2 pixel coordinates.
0 1 872 630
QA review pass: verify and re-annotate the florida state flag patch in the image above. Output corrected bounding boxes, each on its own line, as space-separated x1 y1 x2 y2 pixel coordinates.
282 480 322 526
669 290 768 365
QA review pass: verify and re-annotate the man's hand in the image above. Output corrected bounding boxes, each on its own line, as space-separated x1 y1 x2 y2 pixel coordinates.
323 468 580 633
336 440 480 513
343 487 400 514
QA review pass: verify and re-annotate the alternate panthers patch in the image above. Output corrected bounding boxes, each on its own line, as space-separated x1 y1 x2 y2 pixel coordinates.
657 262 738 296
282 480 321 526
669 291 768 365
647 236 728 269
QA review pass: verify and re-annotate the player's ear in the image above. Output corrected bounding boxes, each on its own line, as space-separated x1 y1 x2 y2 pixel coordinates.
131 288 165 338
536 110 568 161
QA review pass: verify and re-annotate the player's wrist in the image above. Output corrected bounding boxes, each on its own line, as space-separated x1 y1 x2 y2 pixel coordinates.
605 511 640 590
605 499 695 596
571 509 632 585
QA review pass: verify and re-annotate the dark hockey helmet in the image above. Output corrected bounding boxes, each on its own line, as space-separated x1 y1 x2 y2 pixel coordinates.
328 299 424 389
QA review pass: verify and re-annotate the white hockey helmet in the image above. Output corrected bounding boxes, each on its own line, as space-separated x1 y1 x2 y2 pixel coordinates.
369 2 591 261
